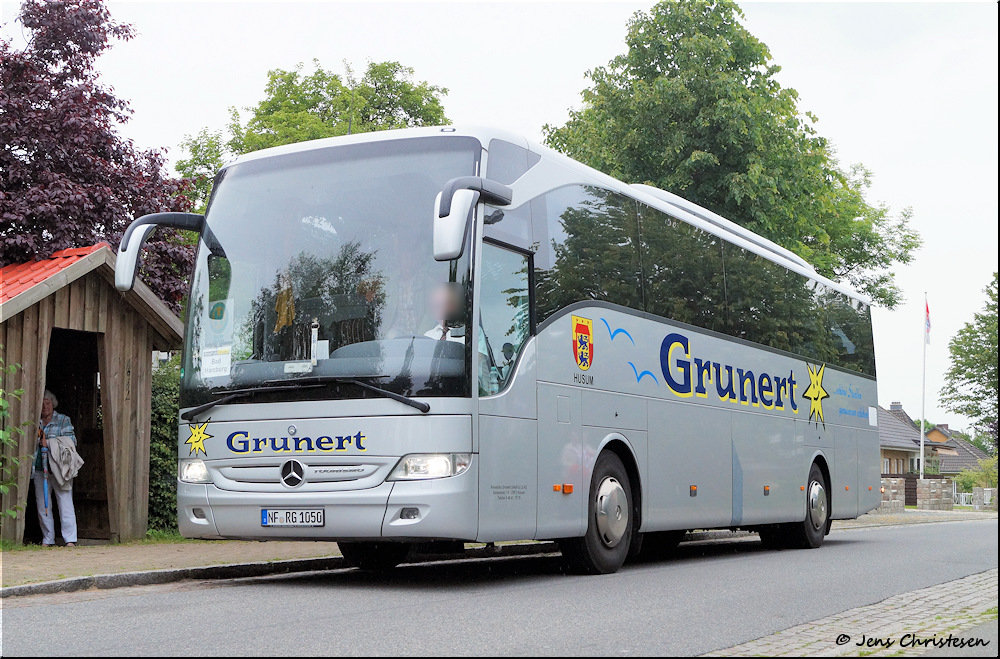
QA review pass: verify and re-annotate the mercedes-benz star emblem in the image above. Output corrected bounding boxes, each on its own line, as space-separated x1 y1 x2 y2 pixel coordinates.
280 460 306 488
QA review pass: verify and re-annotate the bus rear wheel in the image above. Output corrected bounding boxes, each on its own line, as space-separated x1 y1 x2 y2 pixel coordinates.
759 463 829 550
560 451 634 574
338 541 411 570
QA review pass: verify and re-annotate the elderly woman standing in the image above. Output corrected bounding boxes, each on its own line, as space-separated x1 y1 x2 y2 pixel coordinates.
34 389 78 547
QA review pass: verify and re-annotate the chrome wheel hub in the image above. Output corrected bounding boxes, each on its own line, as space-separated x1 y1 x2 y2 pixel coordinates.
595 477 629 548
808 480 828 530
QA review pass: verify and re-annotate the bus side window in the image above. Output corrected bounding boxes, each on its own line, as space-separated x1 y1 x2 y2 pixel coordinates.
483 201 532 251
637 204 727 333
824 291 876 376
532 185 643 323
478 242 531 395
485 138 540 185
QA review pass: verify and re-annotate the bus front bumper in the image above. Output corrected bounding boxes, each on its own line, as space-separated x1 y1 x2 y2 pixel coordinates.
177 464 478 542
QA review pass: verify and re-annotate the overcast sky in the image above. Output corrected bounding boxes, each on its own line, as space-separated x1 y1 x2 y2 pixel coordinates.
3 1 997 432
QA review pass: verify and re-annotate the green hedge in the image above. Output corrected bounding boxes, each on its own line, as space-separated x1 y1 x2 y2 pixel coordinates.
148 357 180 531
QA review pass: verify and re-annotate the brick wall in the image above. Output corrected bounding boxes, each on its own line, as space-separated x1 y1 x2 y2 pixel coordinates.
917 478 954 510
875 477 906 513
972 487 998 511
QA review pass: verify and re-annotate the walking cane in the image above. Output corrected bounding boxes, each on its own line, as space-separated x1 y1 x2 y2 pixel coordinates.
40 430 50 515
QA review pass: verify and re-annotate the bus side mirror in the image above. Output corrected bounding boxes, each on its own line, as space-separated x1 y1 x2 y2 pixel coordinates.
433 189 479 261
115 212 204 291
432 177 514 262
115 223 156 291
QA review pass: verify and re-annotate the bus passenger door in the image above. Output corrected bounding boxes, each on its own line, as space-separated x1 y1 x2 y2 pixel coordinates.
476 242 538 542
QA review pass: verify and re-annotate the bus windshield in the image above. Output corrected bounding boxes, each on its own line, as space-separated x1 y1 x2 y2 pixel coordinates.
180 137 480 408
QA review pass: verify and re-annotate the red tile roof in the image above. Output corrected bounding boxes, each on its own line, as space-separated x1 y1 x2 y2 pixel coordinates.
0 243 111 304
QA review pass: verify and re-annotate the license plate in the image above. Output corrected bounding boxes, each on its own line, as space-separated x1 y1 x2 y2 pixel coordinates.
261 508 325 527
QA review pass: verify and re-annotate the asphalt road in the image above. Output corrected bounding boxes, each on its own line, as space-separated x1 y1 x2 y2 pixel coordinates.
3 519 997 656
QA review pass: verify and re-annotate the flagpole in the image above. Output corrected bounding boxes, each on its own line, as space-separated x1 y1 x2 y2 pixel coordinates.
920 292 927 480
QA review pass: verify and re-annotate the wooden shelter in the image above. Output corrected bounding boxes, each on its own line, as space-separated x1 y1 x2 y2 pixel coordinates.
0 243 182 543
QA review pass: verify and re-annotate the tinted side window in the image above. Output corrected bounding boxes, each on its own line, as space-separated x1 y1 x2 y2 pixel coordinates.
483 201 532 251
823 290 876 375
723 243 825 355
533 186 643 323
486 139 541 185
722 244 874 375
638 204 727 333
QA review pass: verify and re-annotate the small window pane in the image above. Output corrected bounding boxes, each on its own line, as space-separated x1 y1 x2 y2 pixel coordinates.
486 139 540 185
483 201 532 250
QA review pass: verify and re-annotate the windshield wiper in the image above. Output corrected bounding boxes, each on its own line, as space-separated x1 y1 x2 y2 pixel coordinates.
270 375 431 414
181 381 327 421
180 375 430 422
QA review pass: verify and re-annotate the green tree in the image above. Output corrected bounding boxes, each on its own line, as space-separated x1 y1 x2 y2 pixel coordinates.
941 273 999 451
954 456 998 493
177 59 449 206
543 0 919 307
175 128 227 215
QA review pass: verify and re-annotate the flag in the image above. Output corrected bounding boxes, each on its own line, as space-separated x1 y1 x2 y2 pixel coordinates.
924 297 931 344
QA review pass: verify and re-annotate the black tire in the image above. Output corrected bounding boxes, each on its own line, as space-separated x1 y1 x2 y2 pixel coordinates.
338 541 411 570
634 530 686 562
757 526 788 549
626 530 645 562
759 462 829 550
560 451 634 574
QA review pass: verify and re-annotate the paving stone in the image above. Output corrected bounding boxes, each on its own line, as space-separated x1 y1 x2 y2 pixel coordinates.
703 569 998 657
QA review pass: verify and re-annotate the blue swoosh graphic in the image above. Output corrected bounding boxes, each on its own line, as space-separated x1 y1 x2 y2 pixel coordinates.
628 362 659 385
600 318 635 345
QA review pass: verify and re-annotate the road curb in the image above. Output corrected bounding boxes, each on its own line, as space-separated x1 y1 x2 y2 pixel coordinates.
8 519 989 598
0 555 347 599
0 541 561 599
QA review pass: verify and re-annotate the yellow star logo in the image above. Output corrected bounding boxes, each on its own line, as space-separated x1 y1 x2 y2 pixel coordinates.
185 421 212 457
802 364 830 425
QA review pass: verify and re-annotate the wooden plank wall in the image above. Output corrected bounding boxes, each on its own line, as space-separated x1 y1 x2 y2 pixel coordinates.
97 300 153 540
1 270 154 542
0 299 52 543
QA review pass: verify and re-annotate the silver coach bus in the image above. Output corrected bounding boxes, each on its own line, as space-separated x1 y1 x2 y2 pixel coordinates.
115 127 880 574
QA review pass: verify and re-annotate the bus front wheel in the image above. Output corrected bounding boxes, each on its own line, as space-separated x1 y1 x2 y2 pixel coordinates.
560 451 634 574
338 541 411 570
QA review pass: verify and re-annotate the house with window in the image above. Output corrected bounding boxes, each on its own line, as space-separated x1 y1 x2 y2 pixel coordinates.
880 402 952 474
926 424 990 482
877 402 988 503
879 403 928 474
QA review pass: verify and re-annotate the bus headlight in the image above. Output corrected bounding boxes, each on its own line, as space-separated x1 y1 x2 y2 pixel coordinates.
388 453 472 481
179 459 211 483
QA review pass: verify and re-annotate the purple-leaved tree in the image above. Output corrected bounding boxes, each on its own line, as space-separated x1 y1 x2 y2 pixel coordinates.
1 0 194 312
